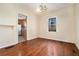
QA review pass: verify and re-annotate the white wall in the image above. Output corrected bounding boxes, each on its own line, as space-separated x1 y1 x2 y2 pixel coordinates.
0 4 37 48
0 4 18 48
75 4 79 49
37 5 76 43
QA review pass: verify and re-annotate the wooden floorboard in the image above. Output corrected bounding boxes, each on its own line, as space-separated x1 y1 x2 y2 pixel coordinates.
0 38 79 56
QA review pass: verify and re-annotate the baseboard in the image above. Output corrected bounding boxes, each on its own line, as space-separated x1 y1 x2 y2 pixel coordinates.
36 37 74 44
0 42 18 49
27 37 40 41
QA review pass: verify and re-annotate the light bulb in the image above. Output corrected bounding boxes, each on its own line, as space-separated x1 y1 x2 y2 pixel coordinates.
36 8 41 12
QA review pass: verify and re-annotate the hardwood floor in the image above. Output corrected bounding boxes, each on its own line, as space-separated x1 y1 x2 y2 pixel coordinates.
0 38 79 56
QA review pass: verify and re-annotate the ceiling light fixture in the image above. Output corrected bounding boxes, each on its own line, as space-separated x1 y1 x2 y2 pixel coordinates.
36 3 48 13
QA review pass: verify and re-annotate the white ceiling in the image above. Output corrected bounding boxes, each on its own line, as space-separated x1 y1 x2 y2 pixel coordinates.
17 3 74 14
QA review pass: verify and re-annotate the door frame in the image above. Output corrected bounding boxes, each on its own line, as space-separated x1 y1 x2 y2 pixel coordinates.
18 13 27 43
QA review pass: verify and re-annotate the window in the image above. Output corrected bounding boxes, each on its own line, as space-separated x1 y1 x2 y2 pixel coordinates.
48 17 56 32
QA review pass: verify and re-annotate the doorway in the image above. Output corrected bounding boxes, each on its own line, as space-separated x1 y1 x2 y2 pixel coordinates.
18 14 27 43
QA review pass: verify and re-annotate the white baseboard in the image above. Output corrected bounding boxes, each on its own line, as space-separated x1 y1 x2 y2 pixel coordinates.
0 42 18 49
